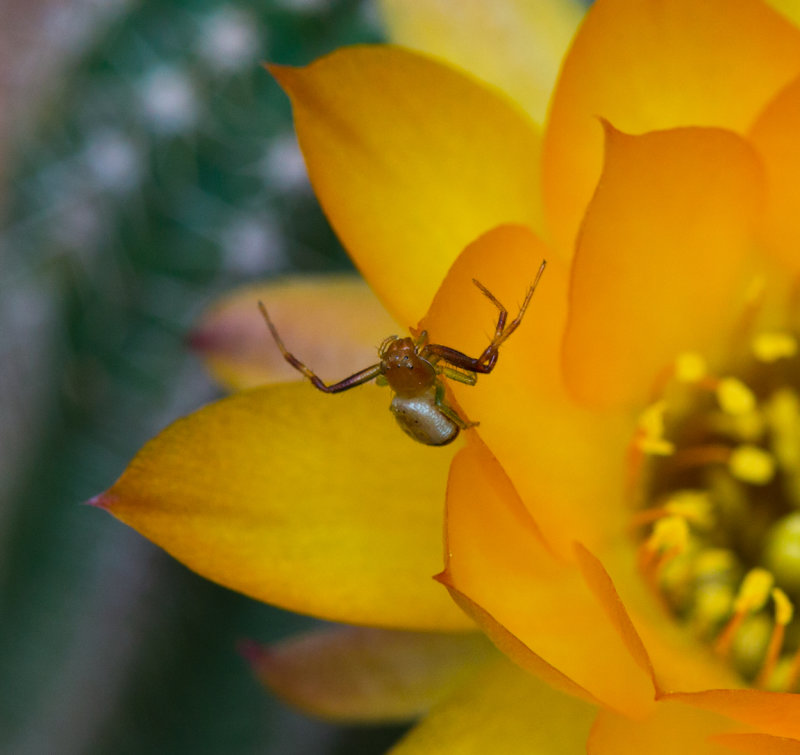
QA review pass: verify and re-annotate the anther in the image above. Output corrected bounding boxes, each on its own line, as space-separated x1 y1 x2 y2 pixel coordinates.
728 444 776 485
755 588 794 689
752 331 798 363
763 513 800 593
764 390 800 473
636 400 675 456
631 490 714 530
716 377 756 416
674 352 707 383
640 516 690 582
715 568 774 656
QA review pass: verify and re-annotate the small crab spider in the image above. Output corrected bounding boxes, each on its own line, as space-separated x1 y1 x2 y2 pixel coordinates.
259 260 546 446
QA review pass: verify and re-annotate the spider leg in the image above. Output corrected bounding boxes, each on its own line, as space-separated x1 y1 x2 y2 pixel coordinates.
434 381 477 429
258 301 383 393
422 259 547 375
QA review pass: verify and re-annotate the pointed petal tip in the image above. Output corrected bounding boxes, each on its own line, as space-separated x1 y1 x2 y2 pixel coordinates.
264 61 296 86
237 638 269 667
185 326 217 353
432 570 451 587
84 492 115 510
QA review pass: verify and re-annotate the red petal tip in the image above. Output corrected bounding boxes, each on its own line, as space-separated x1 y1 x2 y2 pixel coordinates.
84 492 115 510
237 638 269 667
185 327 217 353
432 569 453 587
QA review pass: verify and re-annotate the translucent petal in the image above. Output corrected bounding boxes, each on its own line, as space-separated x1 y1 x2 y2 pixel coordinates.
245 627 493 722
190 275 397 391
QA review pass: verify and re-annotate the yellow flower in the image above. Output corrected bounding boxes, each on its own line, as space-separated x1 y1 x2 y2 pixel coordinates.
92 0 800 750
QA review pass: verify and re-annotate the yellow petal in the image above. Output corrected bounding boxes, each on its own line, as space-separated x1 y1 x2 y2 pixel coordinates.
563 125 764 408
750 75 800 274
543 0 800 254
378 0 583 124
441 436 656 716
269 46 543 325
419 223 630 554
92 383 470 630
190 275 397 391
390 658 597 755
245 627 493 722
589 700 748 755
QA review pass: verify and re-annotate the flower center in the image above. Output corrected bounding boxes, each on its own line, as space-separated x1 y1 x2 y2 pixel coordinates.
633 329 800 690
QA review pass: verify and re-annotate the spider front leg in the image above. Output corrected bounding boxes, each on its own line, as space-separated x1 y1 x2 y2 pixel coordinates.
258 302 382 393
422 259 547 376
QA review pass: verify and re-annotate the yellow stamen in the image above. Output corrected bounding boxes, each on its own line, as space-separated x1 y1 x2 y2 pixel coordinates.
630 490 713 529
664 490 714 530
752 331 798 363
675 352 707 383
786 646 800 693
712 409 765 443
763 513 800 594
756 588 794 689
728 444 776 485
764 389 800 471
636 400 675 456
672 444 732 470
734 569 774 614
716 377 756 416
715 568 774 656
638 515 690 587
692 583 735 638
639 438 676 456
646 516 690 555
693 548 739 580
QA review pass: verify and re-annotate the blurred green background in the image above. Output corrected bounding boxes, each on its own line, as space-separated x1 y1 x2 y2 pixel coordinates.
0 0 408 752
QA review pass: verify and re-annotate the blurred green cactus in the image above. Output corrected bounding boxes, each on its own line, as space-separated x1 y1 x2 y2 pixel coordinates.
0 1 404 752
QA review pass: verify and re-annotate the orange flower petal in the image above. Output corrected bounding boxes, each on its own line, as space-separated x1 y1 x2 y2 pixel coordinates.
189 275 397 391
712 733 800 755
441 436 655 715
563 125 765 408
92 383 470 630
390 658 598 755
543 0 800 254
244 627 493 723
664 689 800 741
269 46 543 325
420 224 631 555
439 583 601 708
378 0 583 124
577 544 741 695
589 699 748 755
767 0 800 27
749 75 800 274
574 544 655 684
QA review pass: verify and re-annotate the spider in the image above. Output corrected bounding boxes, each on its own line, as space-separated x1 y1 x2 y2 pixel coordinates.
259 260 546 446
